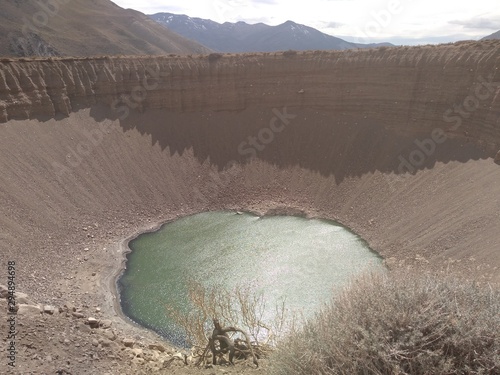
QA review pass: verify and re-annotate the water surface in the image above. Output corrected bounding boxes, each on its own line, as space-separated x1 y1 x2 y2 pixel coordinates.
118 211 384 345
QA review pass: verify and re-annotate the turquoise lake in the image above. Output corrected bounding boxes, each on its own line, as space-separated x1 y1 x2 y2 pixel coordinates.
118 211 384 346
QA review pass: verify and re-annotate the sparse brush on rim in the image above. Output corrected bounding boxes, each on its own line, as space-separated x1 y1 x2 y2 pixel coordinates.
208 53 224 63
283 50 298 58
269 271 500 375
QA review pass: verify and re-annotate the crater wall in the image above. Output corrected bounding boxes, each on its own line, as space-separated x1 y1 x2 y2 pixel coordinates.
1 41 500 304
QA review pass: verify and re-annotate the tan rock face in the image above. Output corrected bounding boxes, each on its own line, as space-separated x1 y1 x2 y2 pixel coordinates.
1 41 499 149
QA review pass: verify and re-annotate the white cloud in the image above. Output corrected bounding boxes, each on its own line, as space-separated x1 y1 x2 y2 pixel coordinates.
450 16 500 30
111 0 500 44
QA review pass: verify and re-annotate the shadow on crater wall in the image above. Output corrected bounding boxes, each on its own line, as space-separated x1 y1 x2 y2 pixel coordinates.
115 106 491 183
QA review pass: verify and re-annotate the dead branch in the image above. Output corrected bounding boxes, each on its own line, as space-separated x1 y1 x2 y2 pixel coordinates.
209 318 259 367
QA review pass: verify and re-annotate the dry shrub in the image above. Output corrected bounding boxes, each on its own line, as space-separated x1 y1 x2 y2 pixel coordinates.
208 53 223 63
166 280 293 358
283 50 298 58
270 271 500 375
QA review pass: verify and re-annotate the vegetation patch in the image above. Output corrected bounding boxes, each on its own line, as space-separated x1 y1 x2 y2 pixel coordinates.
269 272 500 375
283 50 298 58
166 281 291 367
208 53 224 63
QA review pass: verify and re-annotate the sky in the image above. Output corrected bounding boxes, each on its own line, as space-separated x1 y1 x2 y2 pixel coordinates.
112 0 500 45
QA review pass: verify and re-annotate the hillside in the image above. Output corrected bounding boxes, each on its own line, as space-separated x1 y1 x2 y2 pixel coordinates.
0 0 210 57
150 13 392 52
0 40 500 373
482 30 500 40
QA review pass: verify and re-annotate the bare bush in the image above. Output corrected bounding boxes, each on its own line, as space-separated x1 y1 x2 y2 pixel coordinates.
283 50 298 58
270 271 500 375
208 53 223 63
166 280 293 365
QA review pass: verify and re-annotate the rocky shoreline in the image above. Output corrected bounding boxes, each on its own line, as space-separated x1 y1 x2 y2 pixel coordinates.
0 285 200 374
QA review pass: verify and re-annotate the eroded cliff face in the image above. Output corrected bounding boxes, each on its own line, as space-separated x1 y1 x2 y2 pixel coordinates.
2 40 500 146
1 41 500 308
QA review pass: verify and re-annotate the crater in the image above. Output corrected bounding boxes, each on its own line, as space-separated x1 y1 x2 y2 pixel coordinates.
1 44 500 359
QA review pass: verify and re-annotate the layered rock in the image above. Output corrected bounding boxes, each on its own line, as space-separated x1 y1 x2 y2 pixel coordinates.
1 40 500 148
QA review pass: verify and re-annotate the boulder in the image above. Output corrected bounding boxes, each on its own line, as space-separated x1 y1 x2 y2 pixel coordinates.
43 305 56 315
148 344 166 353
123 338 135 348
495 150 500 165
87 317 99 328
17 304 42 316
16 292 33 305
64 302 76 312
99 319 113 329
72 311 85 319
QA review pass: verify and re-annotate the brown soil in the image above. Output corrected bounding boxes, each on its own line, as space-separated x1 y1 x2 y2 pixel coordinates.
1 41 500 374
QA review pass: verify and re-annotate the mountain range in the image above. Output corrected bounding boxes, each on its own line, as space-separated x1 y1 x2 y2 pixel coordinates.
1 1 498 58
0 0 210 57
482 30 500 40
150 13 393 53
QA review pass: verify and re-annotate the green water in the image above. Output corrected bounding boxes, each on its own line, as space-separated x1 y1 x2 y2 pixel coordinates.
118 211 384 345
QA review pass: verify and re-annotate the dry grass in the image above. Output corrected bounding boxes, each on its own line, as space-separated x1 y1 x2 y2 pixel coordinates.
269 271 500 375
